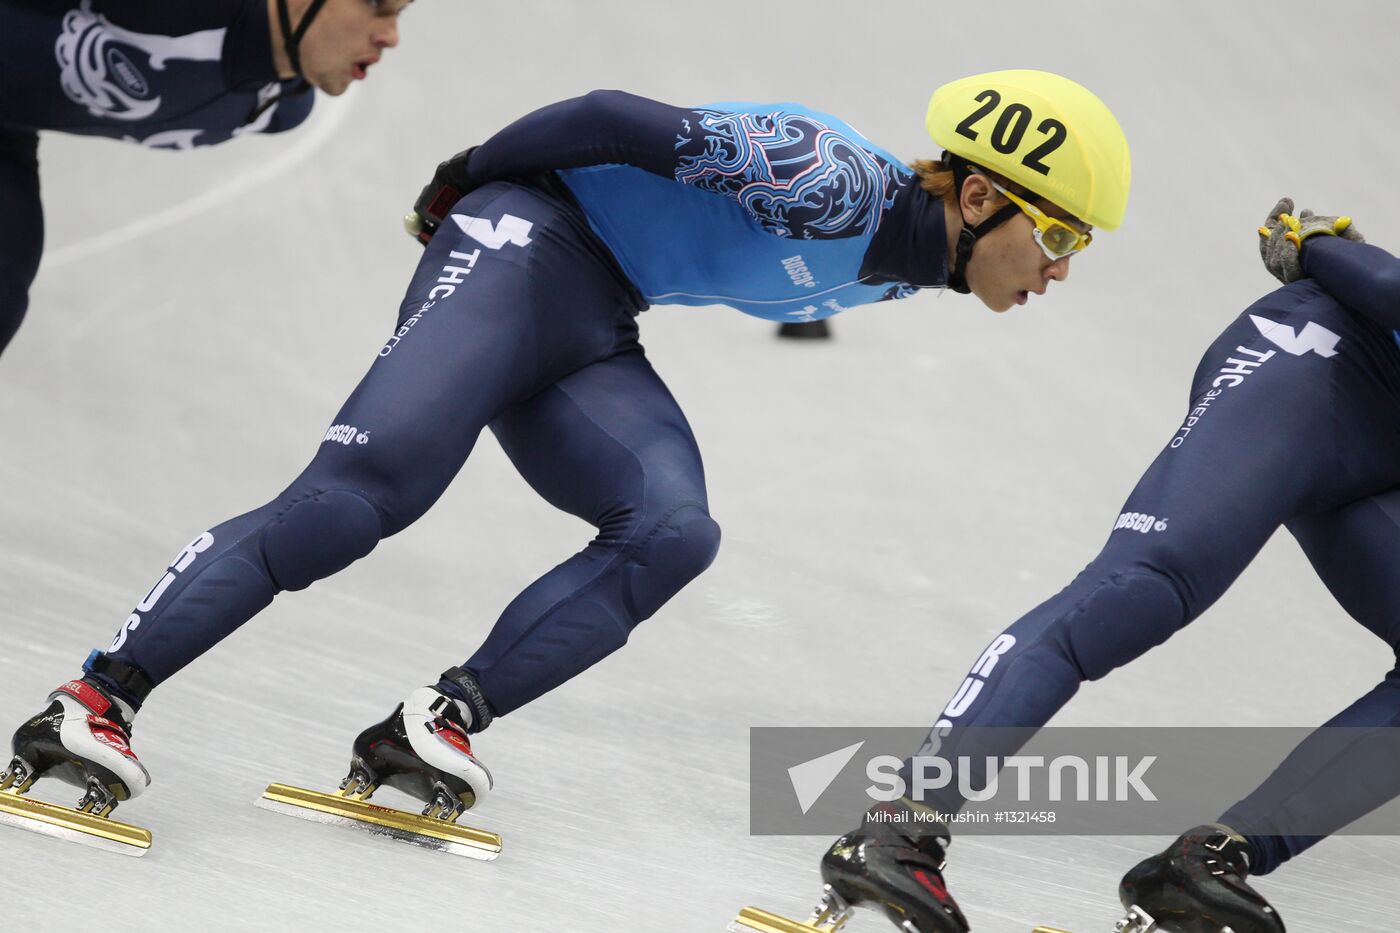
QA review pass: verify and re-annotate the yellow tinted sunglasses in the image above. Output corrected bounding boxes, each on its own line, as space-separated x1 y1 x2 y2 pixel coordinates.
982 174 1092 260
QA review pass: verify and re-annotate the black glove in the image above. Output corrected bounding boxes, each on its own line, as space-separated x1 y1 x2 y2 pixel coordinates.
1258 196 1364 284
403 146 477 247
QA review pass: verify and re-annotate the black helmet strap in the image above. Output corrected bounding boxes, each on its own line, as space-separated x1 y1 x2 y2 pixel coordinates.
276 0 331 78
945 154 1023 295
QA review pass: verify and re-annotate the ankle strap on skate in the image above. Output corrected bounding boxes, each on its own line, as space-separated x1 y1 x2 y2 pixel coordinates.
1200 825 1252 875
83 651 154 707
439 667 496 733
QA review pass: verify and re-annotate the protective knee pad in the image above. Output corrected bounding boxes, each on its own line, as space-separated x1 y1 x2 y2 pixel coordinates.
262 490 383 592
625 504 721 622
1059 570 1188 681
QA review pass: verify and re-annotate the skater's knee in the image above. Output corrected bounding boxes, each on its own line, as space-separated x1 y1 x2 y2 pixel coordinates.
654 505 721 580
1059 569 1188 681
263 489 384 591
625 504 720 622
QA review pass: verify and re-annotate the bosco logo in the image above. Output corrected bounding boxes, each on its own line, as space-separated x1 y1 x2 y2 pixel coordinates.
781 255 817 288
1114 512 1168 534
323 424 369 446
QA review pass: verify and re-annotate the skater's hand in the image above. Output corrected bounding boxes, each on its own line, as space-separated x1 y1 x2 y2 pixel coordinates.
404 146 479 247
1258 197 1364 284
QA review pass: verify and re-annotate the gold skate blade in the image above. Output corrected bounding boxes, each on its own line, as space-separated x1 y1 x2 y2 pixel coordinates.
256 783 502 861
729 907 839 933
1031 928 1076 933
0 789 151 857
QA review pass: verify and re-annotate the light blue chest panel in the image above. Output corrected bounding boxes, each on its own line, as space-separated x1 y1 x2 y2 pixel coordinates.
559 102 917 321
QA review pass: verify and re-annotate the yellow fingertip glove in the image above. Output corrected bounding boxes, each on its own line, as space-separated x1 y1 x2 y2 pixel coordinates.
1280 212 1303 248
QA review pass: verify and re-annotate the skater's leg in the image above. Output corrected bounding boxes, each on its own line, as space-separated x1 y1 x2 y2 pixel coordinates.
83 184 639 710
448 342 720 722
1218 490 1400 875
816 289 1400 933
906 284 1400 817
0 129 43 355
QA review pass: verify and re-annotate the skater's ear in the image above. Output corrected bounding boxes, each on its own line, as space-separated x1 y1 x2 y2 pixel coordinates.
957 171 1003 225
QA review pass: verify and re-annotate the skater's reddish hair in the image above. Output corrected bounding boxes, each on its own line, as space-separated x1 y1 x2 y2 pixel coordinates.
912 159 958 203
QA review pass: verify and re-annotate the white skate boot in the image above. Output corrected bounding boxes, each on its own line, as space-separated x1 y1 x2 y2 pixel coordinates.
258 671 501 860
1 678 153 855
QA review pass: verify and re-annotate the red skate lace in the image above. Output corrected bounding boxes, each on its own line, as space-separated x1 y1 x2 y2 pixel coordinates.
913 869 951 903
87 716 138 760
429 719 476 759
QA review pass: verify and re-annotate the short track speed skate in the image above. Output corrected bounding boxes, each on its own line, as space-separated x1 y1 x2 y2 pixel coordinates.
1031 826 1284 933
257 683 501 860
1114 826 1283 933
0 679 153 856
732 798 968 933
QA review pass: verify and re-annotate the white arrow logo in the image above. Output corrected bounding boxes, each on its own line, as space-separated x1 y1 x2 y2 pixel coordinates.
788 741 865 814
452 213 534 250
1249 314 1341 358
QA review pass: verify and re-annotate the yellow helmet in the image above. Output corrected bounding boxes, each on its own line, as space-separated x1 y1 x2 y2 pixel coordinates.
927 70 1131 230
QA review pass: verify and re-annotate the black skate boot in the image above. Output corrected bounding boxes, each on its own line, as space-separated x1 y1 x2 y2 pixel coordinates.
256 671 501 859
2 677 151 816
339 684 493 822
817 797 970 933
1117 825 1284 933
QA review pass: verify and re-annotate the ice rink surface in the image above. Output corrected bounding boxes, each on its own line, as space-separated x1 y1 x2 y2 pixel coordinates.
3 2 1400 930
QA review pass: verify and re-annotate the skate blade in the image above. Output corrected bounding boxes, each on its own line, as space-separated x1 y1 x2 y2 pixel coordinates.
729 907 843 933
0 788 151 857
256 782 502 861
1031 927 1076 933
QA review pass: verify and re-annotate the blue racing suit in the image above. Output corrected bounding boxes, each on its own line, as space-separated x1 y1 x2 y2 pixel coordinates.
465 90 946 321
904 235 1400 876
0 0 313 352
86 92 950 727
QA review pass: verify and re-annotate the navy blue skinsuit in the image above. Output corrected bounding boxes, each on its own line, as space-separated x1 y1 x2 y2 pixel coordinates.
90 91 949 724
0 0 312 352
906 235 1400 876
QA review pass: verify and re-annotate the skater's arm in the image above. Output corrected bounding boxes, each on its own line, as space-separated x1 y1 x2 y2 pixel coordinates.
468 90 685 180
1303 236 1400 332
468 90 900 239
